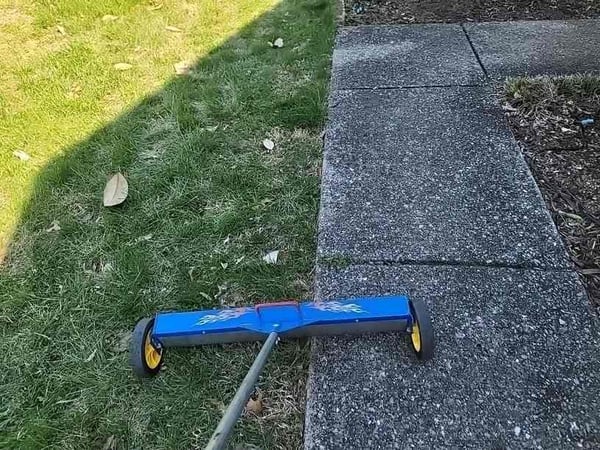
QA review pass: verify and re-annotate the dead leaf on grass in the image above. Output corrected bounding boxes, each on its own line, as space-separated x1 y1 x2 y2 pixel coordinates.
165 25 183 33
112 331 131 353
262 138 275 150
102 435 117 450
103 173 128 207
245 389 263 415
269 37 284 48
56 25 66 35
262 250 279 264
173 61 192 75
13 150 30 161
102 14 119 22
45 220 61 232
113 62 132 71
67 83 82 99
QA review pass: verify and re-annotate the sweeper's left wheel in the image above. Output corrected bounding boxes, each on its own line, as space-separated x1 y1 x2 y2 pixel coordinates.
409 298 434 361
130 317 164 378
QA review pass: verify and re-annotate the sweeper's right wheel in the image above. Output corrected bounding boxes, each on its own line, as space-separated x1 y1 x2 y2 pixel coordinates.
130 317 164 378
409 298 434 361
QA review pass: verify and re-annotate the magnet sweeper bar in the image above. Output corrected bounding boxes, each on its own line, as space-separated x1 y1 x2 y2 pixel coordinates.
129 295 434 450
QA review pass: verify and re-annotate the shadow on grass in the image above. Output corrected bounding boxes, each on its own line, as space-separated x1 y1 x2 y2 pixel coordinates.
0 0 334 448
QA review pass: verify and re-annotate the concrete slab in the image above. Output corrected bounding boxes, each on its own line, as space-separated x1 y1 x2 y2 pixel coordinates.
319 86 569 268
332 25 485 89
305 264 600 450
465 20 600 77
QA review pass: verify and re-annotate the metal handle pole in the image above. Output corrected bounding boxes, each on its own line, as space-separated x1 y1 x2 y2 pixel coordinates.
205 332 279 450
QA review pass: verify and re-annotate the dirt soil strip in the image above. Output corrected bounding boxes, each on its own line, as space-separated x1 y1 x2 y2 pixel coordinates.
346 0 600 25
505 76 600 307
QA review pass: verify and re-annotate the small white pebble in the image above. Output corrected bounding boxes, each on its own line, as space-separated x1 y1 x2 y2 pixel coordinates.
514 426 521 437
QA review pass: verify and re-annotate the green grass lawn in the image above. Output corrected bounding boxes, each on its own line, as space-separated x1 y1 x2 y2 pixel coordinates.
0 0 334 448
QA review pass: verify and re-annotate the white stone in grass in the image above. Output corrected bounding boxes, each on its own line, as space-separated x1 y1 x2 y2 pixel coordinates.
262 138 275 150
262 250 279 264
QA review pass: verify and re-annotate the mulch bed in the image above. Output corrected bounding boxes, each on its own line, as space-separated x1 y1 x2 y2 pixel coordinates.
505 76 600 307
345 0 600 25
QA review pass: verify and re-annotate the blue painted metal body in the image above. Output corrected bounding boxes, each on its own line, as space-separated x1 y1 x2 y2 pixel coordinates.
152 295 413 347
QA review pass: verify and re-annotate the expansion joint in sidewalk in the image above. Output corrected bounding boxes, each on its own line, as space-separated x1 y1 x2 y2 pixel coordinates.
336 83 484 91
319 256 572 273
460 23 489 78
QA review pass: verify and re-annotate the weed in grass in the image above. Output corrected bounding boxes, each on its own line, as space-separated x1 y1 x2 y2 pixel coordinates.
0 0 334 448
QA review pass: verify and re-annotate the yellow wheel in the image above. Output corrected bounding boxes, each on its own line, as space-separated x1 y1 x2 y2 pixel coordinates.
411 322 421 353
409 298 434 361
130 317 164 377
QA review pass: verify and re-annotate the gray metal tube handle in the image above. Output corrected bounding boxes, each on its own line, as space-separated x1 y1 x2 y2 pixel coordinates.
205 331 279 450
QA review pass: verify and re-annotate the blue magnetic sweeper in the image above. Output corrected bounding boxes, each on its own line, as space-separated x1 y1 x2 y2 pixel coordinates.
129 295 434 450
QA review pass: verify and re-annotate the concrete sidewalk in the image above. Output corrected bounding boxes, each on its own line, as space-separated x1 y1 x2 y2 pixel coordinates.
306 20 600 449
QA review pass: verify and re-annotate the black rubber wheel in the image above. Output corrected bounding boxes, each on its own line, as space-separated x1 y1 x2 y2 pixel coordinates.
129 317 163 378
409 298 434 361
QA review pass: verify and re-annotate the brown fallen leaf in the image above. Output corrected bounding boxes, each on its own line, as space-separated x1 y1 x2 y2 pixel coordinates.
103 173 129 207
173 61 192 75
245 390 263 415
113 62 132 71
165 25 183 33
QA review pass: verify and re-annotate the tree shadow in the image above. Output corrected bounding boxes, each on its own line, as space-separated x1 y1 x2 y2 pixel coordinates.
1 0 334 448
